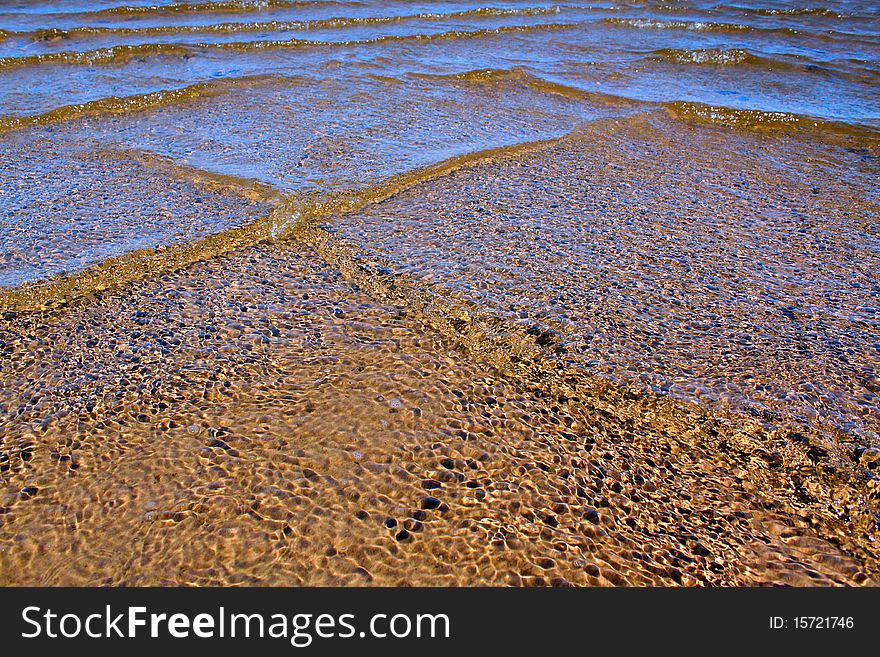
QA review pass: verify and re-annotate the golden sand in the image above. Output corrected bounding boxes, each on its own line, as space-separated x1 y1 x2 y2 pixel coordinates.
2 113 878 585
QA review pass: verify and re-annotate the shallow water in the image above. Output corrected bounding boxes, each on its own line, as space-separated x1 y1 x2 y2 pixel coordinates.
330 114 880 444
1 1 877 285
0 1 879 585
0 240 876 585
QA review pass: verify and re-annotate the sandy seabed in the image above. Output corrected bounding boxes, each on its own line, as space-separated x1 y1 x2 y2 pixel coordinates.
1 114 878 586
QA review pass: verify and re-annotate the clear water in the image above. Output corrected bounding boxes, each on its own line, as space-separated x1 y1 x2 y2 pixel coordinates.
0 1 878 586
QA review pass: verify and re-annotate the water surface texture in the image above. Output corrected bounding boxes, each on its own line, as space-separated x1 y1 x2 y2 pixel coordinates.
1 0 878 281
0 1 878 585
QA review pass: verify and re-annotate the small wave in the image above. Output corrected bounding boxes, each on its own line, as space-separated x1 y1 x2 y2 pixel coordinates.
0 23 581 70
646 47 813 72
605 14 880 44
0 74 285 133
0 42 192 69
651 47 763 65
95 0 366 17
663 100 880 140
416 66 578 88
714 4 853 19
0 65 651 137
0 133 563 313
604 17 759 33
394 67 880 142
13 6 571 41
666 101 806 127
409 66 651 111
647 47 880 81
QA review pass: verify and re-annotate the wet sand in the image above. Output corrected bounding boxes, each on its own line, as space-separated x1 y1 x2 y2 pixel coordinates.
1 113 878 585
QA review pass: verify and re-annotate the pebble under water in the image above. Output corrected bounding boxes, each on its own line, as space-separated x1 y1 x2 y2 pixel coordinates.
0 239 876 585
